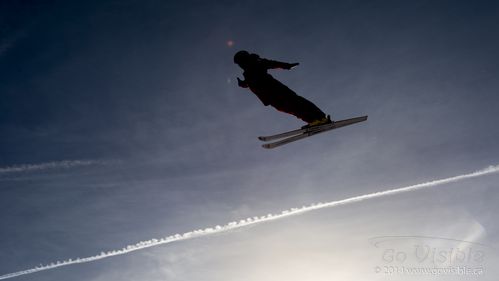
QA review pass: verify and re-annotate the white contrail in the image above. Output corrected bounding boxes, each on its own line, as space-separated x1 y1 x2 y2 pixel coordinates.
1 164 498 280
0 160 106 175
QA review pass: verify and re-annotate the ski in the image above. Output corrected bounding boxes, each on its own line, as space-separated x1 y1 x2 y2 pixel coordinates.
258 121 336 142
261 115 367 149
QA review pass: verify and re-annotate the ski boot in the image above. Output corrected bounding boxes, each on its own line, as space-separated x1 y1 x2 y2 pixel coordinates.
301 115 332 129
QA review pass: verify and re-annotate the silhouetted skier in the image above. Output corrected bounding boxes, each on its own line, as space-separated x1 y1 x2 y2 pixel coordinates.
234 50 331 127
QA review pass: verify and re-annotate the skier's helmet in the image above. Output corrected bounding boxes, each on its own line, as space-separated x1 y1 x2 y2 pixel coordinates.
233 50 250 65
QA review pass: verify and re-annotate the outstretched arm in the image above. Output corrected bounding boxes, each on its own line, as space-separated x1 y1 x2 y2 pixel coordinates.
262 58 299 70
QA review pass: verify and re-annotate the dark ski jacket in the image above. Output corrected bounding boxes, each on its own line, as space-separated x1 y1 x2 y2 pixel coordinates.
237 56 297 106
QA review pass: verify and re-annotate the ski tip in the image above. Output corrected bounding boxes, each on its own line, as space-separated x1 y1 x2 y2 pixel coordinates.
258 136 266 141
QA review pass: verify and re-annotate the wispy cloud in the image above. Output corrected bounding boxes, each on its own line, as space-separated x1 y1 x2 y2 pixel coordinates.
0 164 498 280
0 30 26 58
0 160 107 175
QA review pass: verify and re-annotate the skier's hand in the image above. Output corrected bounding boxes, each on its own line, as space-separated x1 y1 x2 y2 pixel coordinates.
237 77 248 88
285 62 299 70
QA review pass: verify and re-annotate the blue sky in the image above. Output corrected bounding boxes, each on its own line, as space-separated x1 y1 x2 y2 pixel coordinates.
1 0 499 280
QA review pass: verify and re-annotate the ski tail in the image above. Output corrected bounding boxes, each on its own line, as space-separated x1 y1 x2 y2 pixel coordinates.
258 127 305 141
258 120 335 142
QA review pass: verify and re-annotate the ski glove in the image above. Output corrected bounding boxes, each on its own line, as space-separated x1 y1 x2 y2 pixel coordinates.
285 62 299 70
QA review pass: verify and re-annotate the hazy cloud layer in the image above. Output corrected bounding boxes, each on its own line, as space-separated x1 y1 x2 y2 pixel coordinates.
1 164 496 280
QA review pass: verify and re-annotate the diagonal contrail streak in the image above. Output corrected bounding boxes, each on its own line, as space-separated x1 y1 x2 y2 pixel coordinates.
0 160 104 175
1 165 498 280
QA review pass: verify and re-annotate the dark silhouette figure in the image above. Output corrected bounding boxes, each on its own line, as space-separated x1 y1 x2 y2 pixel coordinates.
234 50 330 126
